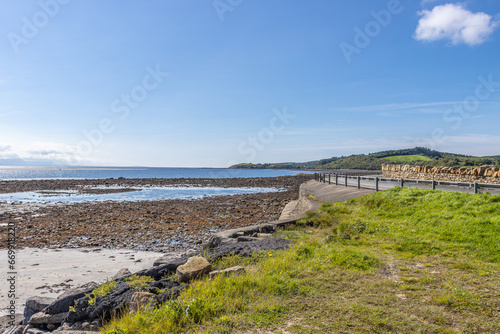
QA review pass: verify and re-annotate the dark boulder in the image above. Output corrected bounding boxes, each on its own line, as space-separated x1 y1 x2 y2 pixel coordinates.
65 282 132 323
147 279 178 294
43 286 96 315
156 285 189 304
207 238 295 260
133 262 184 281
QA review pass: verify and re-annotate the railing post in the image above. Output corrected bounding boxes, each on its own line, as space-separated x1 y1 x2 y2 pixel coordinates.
328 174 331 184
432 180 436 190
375 177 379 192
400 179 404 188
335 174 338 185
345 174 348 187
357 176 360 189
474 183 478 194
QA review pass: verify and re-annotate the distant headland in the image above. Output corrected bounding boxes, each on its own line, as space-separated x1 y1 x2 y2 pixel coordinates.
230 147 500 171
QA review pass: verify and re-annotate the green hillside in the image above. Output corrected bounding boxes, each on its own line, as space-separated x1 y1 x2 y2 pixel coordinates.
230 147 500 170
381 155 433 162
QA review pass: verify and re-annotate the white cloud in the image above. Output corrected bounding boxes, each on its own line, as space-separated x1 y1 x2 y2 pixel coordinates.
0 142 101 166
414 4 499 46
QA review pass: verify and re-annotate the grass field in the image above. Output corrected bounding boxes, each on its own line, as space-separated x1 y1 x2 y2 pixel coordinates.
381 155 434 162
102 188 500 333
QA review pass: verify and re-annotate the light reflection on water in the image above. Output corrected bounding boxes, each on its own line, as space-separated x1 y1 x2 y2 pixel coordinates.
0 186 279 204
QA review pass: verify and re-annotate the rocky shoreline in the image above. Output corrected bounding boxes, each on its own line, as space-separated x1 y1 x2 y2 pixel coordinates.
0 175 313 252
0 175 314 334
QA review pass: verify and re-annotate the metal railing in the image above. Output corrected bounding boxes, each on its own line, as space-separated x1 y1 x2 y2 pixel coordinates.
314 172 500 194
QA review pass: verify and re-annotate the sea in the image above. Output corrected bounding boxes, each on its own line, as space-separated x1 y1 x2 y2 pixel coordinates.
0 167 310 180
0 167 313 204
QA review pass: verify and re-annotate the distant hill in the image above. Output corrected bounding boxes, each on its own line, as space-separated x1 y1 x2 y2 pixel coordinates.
230 147 500 170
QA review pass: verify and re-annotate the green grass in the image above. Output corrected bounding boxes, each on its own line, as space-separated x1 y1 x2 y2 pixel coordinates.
101 188 500 333
124 275 155 290
381 154 433 162
87 280 117 306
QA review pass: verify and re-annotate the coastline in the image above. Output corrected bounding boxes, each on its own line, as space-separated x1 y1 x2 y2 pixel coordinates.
0 175 312 251
0 175 313 318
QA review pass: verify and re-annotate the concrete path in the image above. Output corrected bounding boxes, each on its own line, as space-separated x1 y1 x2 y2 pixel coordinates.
300 180 375 203
323 177 500 195
279 180 375 220
281 178 500 220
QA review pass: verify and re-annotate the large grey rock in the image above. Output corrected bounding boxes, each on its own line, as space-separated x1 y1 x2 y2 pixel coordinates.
44 286 96 315
152 253 190 268
28 312 67 325
65 282 131 323
176 257 212 283
203 235 222 249
110 268 131 280
215 223 276 239
23 297 56 325
207 238 295 260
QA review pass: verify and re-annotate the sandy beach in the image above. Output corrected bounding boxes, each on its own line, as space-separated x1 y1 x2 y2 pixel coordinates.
0 248 165 317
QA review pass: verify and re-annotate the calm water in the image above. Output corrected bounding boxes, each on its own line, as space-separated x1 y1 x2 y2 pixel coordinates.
0 167 309 203
0 167 311 180
0 186 279 204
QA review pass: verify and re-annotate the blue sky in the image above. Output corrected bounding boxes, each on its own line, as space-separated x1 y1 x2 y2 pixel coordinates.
0 0 499 167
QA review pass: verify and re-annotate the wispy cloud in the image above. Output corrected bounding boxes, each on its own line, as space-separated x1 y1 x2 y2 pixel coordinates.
334 101 460 113
414 4 499 46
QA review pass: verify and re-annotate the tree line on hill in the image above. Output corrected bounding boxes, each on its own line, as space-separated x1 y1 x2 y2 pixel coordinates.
230 147 500 171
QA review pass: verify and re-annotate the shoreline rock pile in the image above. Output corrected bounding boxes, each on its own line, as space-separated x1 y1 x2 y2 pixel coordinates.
2 224 296 334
